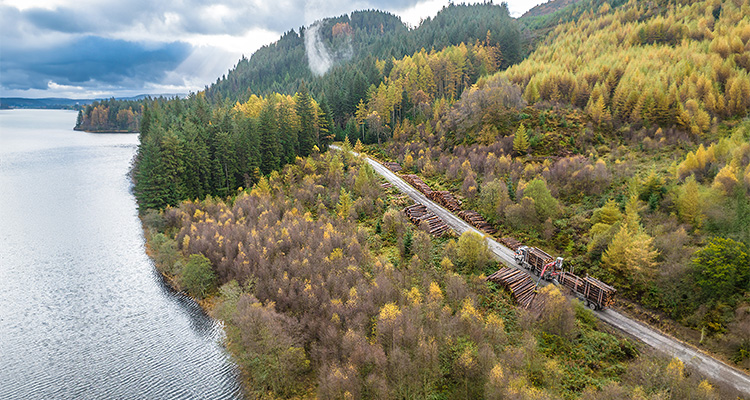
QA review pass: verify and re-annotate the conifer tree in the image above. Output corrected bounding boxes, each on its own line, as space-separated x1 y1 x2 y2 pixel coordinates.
277 99 298 164
513 123 529 155
592 199 622 226
295 82 316 156
355 99 368 142
336 188 352 219
602 195 659 292
354 139 365 154
317 105 333 149
587 199 623 254
677 175 703 229
259 98 281 175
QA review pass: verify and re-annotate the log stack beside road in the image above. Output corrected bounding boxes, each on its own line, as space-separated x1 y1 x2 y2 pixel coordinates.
499 237 523 251
383 162 402 173
427 191 462 212
403 203 451 236
457 210 497 235
486 267 538 308
401 174 433 196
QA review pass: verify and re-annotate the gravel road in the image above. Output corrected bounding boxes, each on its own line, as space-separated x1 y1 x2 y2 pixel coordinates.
335 146 750 396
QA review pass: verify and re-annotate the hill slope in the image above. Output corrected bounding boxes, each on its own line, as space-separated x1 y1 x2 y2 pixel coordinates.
204 4 522 105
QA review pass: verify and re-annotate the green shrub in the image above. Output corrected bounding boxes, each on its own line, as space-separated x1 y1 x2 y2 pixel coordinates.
180 254 217 298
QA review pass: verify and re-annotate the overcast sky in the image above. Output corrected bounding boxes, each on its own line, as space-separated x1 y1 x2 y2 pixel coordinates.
0 0 546 99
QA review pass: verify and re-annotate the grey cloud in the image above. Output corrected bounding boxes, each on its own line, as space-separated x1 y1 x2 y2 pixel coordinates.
1 0 429 94
15 0 426 37
1 36 191 91
25 8 103 34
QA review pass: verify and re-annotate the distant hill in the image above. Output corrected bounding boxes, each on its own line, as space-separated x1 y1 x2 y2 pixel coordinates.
522 0 583 18
204 4 522 105
0 97 91 110
0 94 184 110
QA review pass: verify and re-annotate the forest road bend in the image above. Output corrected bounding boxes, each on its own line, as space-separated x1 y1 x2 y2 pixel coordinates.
331 145 750 396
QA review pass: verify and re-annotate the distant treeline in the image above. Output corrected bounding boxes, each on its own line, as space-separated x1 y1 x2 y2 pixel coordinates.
0 97 85 110
75 98 144 132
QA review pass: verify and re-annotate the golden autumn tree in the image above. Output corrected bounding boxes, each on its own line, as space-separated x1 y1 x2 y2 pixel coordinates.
601 195 658 292
513 123 529 155
336 188 353 219
677 175 703 229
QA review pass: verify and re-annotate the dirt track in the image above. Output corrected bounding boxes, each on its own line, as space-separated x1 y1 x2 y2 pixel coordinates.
335 146 750 396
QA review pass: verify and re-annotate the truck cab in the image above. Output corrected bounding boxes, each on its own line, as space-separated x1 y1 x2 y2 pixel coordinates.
514 246 528 266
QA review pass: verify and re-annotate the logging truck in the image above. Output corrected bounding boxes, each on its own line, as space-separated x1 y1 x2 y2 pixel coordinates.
514 245 616 309
514 246 564 281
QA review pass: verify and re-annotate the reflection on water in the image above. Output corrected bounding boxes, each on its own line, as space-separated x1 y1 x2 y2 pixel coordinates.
0 110 243 399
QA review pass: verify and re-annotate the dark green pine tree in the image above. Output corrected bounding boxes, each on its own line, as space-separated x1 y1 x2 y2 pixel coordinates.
259 98 281 175
134 135 162 210
295 81 316 156
135 127 182 210
277 100 298 164
235 115 261 188
75 110 84 129
139 103 153 140
159 129 183 206
212 130 239 196
206 109 237 196
178 120 211 200
317 104 333 150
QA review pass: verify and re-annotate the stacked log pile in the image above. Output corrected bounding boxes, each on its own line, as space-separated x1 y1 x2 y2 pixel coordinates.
499 237 523 251
383 162 402 173
559 271 616 309
402 174 433 196
428 190 462 212
457 210 497 235
486 267 537 308
559 271 584 292
403 203 451 236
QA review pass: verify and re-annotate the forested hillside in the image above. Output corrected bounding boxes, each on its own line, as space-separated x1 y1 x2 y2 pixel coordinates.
131 0 750 398
522 0 584 18
506 0 750 133
204 4 521 109
372 0 750 372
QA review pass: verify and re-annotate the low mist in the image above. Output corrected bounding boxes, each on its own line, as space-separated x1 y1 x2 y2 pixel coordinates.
304 21 353 77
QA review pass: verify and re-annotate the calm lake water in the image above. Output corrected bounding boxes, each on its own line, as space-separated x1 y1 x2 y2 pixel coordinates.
0 110 243 399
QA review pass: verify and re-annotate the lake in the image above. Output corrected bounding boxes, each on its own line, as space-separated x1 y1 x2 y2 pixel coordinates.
0 110 244 399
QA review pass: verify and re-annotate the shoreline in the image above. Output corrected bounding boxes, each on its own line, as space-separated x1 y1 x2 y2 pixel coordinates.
74 127 139 134
141 226 249 397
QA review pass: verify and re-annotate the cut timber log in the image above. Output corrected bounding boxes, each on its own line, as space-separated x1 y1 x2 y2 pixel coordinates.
401 174 433 196
486 266 538 309
559 271 616 309
457 210 497 235
499 237 523 251
403 203 451 236
383 162 402 173
427 190 462 212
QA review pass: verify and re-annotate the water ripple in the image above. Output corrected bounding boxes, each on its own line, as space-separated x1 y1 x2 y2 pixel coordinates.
0 110 244 400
